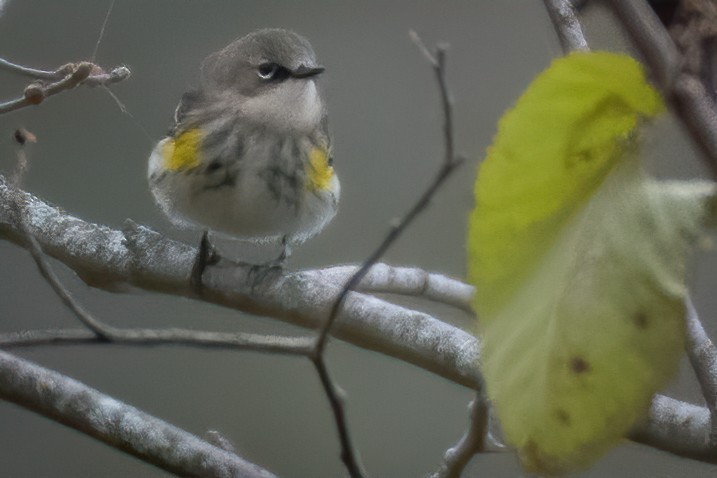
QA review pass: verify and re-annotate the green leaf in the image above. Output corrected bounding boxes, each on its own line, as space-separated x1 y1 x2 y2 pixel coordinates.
467 51 715 474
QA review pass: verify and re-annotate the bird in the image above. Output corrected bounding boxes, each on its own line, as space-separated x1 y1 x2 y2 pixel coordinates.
147 29 340 287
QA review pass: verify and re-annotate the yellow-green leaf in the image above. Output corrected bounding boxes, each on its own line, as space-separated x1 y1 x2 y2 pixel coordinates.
467 51 714 474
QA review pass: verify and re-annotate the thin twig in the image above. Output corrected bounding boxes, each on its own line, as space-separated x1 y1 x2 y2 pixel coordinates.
0 60 130 114
311 355 365 477
24 233 115 340
91 0 116 62
428 392 490 478
605 0 717 180
10 137 115 340
0 57 64 80
313 34 463 356
684 297 717 443
543 0 590 53
305 32 464 478
0 327 314 355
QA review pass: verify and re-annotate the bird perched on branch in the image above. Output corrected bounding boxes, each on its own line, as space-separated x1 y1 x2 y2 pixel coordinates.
147 29 339 287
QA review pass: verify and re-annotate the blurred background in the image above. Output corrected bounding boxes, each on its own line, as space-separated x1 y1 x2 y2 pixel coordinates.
0 1 715 476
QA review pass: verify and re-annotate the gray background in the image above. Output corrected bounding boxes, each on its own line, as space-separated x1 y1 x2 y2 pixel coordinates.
0 1 715 477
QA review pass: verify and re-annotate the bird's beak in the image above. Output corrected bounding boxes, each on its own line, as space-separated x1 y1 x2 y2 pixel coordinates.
291 65 325 78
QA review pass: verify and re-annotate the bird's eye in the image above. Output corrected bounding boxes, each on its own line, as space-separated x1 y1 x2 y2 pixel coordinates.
257 62 289 82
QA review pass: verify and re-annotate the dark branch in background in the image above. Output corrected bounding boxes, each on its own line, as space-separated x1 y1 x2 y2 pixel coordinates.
605 0 717 180
0 58 130 114
0 349 277 478
306 31 467 478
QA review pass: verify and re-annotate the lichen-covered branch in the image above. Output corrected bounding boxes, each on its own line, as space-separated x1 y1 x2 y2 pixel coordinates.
0 349 276 478
0 176 481 388
306 264 474 314
2 167 717 466
543 0 589 53
631 395 714 464
685 298 717 442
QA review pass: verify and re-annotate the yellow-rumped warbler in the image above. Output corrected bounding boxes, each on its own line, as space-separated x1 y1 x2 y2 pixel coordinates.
147 29 339 277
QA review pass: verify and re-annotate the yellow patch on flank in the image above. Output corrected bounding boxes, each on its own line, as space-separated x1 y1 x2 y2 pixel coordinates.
307 146 334 191
162 128 202 172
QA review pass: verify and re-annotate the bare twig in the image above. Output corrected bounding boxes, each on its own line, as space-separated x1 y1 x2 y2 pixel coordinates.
684 298 717 443
0 59 130 114
0 349 277 478
304 32 465 478
313 35 464 356
91 0 116 62
543 0 590 53
310 264 474 313
310 355 365 477
0 57 62 80
10 136 116 341
24 233 115 339
605 0 717 180
427 392 490 478
0 327 314 355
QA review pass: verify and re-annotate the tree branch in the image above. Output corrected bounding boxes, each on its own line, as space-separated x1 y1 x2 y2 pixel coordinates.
0 349 277 477
605 0 717 180
0 327 314 355
631 394 714 464
0 176 481 387
685 298 717 443
543 0 590 53
2 177 717 465
0 58 130 114
427 392 490 478
310 264 473 314
303 34 466 477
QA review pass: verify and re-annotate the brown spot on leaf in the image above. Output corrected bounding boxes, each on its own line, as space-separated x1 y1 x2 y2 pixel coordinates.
570 357 590 374
555 409 570 425
633 312 648 329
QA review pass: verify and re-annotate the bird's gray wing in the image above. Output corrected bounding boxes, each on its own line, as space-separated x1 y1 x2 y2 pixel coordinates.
169 89 204 137
319 113 334 165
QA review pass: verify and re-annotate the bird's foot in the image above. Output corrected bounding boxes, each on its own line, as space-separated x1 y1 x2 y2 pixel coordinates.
191 231 219 296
